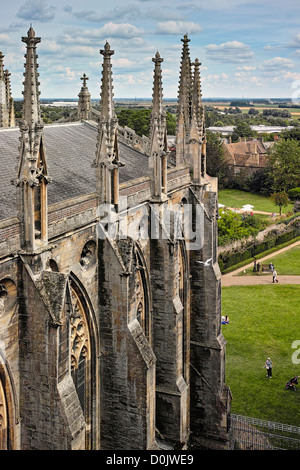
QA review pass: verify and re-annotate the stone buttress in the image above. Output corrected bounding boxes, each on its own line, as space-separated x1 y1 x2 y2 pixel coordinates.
96 42 157 450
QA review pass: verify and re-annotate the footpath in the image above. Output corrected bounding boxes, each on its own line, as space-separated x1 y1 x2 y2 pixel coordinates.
222 239 300 287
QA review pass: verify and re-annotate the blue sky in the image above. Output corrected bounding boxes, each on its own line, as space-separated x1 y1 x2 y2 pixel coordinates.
1 0 300 99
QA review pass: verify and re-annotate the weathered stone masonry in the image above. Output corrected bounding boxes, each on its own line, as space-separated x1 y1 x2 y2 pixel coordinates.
0 27 231 450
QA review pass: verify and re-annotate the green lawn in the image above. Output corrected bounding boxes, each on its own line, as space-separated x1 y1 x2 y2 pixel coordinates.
222 285 300 426
219 189 294 214
239 244 300 276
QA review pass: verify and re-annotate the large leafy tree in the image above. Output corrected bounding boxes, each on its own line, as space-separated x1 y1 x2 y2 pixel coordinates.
267 138 300 193
206 130 227 179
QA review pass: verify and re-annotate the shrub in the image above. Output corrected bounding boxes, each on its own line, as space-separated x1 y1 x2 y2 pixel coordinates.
288 187 300 201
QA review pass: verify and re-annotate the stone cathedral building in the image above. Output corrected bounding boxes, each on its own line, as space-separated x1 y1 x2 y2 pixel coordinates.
0 27 231 450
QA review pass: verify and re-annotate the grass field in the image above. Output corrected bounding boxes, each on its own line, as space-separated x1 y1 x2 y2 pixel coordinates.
222 285 300 426
239 244 300 276
218 189 294 214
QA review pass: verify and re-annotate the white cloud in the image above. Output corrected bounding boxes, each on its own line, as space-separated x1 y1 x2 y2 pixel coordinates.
112 58 135 69
259 57 294 72
156 21 202 35
87 23 144 39
205 41 254 63
283 71 300 81
236 65 256 71
263 44 281 51
288 34 300 49
0 33 12 45
55 65 76 81
16 0 56 23
146 7 183 21
64 4 141 23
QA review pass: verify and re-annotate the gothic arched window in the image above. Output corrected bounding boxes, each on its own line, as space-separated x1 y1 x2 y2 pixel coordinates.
58 278 94 449
0 378 8 450
70 284 91 426
135 249 151 343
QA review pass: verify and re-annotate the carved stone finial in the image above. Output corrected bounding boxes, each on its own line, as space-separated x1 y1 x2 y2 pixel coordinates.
81 73 89 88
152 51 163 65
182 34 190 44
100 41 114 57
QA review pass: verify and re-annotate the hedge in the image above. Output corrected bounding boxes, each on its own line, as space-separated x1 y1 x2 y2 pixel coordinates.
218 225 300 273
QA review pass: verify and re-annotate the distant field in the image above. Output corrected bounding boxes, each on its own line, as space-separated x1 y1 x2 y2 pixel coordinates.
210 102 300 116
218 189 294 214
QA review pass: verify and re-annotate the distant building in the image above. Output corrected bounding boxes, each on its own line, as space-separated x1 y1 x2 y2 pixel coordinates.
208 125 294 136
222 137 274 178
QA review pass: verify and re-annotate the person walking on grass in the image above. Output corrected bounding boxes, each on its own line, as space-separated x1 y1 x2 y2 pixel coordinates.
264 358 273 378
273 269 279 283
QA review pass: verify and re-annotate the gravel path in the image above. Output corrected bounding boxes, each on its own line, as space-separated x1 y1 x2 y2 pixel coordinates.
222 240 300 287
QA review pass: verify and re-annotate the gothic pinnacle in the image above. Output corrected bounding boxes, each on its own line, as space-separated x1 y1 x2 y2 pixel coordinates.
21 25 42 128
151 50 166 151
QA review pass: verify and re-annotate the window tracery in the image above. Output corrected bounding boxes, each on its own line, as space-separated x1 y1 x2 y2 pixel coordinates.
0 379 7 450
70 287 91 415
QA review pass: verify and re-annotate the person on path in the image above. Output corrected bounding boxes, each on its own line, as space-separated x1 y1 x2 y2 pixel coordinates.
257 262 261 275
253 259 257 273
273 269 279 283
264 358 273 378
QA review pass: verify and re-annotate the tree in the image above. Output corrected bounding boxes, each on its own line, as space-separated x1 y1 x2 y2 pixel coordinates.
266 139 300 193
271 191 290 215
116 108 176 137
206 130 227 181
231 121 257 142
282 128 300 142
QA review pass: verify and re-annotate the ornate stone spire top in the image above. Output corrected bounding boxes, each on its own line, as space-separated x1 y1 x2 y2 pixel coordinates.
177 34 192 122
192 58 204 133
78 73 91 121
99 41 116 124
21 25 42 128
81 73 89 88
150 50 166 149
175 34 193 165
94 41 121 206
14 27 50 252
149 51 168 200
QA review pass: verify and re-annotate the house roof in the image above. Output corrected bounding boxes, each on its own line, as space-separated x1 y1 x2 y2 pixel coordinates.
225 139 267 157
0 121 150 221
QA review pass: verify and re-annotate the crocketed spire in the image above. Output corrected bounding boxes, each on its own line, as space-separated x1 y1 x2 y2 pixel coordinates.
94 41 122 207
175 34 193 165
149 51 168 200
21 25 42 128
14 26 50 251
192 58 204 135
94 41 118 166
4 69 15 127
0 52 9 127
